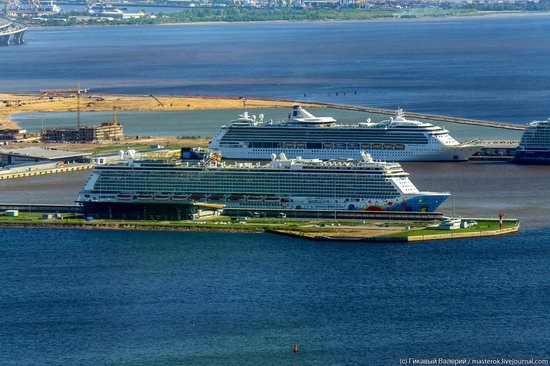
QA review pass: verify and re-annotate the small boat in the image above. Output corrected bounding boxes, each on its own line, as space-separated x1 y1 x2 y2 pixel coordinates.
265 197 280 202
247 196 263 202
228 195 244 201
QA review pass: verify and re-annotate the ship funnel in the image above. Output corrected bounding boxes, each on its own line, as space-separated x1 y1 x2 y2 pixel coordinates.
119 150 125 160
279 153 287 161
271 153 276 161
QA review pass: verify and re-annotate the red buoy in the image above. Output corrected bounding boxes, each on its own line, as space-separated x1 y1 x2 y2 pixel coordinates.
293 344 299 353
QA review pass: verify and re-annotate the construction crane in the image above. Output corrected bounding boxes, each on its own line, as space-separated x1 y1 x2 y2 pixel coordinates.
112 106 120 128
41 84 89 130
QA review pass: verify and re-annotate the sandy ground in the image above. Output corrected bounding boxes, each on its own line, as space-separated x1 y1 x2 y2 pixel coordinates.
0 93 316 130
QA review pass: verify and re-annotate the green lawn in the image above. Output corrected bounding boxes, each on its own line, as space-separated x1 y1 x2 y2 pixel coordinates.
385 220 519 238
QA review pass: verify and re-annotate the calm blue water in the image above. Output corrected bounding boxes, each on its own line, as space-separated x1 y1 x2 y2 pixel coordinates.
1 228 548 365
2 15 550 122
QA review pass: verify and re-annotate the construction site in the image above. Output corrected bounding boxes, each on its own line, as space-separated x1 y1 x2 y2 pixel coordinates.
0 86 125 143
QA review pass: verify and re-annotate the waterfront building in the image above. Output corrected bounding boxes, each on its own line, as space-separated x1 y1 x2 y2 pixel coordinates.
0 147 91 165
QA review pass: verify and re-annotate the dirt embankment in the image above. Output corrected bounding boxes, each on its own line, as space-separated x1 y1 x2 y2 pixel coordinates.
0 93 315 130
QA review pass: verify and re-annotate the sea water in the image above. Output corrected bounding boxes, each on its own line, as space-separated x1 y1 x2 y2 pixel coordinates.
0 228 548 365
1 15 550 122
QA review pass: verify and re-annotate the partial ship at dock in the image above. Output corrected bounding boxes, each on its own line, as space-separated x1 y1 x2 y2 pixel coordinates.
512 118 550 164
78 150 449 219
209 106 481 162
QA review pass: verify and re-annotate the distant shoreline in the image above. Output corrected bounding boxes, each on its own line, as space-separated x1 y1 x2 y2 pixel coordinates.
26 10 550 30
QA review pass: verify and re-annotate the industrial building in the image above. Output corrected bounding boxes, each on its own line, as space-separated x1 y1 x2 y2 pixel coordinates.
0 147 91 165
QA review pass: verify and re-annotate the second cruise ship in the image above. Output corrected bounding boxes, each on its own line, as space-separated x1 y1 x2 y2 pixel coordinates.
209 106 481 161
78 151 449 219
512 118 550 164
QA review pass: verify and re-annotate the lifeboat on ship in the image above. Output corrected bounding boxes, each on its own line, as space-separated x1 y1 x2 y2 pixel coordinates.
265 197 281 203
364 205 384 212
228 194 244 201
208 194 225 201
172 194 188 201
136 194 153 200
247 195 263 202
189 194 206 201
116 193 133 200
154 194 170 201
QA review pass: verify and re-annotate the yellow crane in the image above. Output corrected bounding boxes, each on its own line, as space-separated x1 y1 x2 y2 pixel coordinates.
41 84 88 130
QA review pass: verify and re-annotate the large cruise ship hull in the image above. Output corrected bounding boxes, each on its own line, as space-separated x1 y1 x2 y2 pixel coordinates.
80 192 448 218
215 146 480 162
512 150 550 164
78 153 450 219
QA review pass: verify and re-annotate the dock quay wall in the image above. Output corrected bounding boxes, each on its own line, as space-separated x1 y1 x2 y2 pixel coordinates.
224 208 444 221
0 204 82 214
0 163 93 180
406 222 520 242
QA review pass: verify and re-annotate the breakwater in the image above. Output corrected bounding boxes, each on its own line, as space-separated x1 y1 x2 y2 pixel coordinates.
269 219 520 243
302 101 526 131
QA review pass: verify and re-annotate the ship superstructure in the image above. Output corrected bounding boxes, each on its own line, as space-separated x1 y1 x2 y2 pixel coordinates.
78 152 449 218
513 119 550 164
208 106 481 161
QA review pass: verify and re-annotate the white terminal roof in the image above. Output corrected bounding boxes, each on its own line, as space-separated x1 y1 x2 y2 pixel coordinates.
0 147 92 160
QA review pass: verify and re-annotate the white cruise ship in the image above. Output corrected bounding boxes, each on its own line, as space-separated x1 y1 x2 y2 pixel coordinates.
513 118 550 164
77 151 449 219
208 106 481 162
